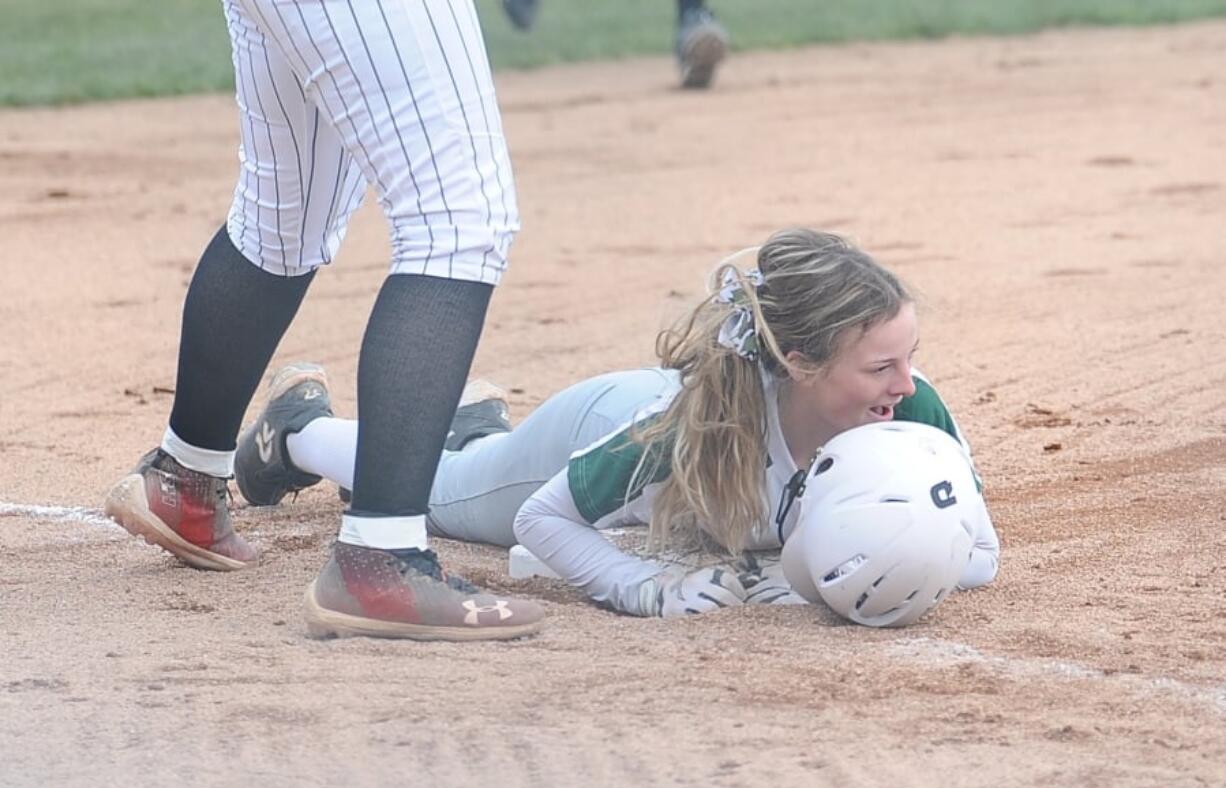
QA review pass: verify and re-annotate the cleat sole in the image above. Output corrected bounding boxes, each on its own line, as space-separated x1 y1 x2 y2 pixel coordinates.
302 581 543 642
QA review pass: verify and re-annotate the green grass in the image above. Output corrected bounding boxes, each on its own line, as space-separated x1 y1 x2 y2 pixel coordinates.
0 0 233 106
4 0 1226 106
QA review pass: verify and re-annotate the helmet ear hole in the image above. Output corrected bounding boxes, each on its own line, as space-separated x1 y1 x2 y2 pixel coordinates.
782 422 981 628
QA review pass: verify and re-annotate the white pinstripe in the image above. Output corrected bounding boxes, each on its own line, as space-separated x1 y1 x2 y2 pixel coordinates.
223 0 519 283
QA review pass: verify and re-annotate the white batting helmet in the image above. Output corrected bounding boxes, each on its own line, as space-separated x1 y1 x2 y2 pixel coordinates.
781 421 979 628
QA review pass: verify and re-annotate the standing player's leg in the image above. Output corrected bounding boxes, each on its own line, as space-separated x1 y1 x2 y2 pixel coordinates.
240 0 541 640
102 0 366 570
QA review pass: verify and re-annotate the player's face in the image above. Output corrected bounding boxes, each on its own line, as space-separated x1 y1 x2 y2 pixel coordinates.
791 302 919 439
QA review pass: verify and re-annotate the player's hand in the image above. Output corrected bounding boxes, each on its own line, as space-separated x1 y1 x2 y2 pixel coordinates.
638 564 748 617
735 552 809 606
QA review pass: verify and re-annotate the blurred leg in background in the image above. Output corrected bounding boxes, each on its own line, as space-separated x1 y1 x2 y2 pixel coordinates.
499 0 730 89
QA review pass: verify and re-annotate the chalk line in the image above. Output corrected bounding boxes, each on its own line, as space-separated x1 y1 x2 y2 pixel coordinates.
0 501 123 531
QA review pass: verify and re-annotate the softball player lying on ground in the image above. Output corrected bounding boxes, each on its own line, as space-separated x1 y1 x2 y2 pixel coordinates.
237 228 1000 618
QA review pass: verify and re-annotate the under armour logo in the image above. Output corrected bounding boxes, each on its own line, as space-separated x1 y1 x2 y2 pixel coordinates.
302 386 322 401
462 599 513 626
255 422 275 464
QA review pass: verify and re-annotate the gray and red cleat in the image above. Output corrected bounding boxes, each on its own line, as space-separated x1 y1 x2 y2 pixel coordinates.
304 542 544 641
105 448 256 571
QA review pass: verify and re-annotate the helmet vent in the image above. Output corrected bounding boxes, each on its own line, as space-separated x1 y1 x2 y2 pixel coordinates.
820 554 866 585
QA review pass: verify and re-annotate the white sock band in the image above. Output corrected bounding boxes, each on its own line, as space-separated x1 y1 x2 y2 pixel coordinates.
339 513 428 551
161 426 235 477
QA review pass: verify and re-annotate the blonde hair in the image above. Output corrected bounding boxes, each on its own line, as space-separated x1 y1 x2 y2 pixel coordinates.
633 228 912 554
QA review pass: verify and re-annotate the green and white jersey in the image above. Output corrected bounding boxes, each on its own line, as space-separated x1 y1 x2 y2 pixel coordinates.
511 366 997 615
566 367 973 550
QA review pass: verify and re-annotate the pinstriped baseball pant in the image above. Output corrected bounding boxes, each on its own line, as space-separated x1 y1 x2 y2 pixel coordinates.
222 0 518 282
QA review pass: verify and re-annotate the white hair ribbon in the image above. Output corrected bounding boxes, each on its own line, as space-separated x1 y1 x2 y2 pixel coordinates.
715 262 765 361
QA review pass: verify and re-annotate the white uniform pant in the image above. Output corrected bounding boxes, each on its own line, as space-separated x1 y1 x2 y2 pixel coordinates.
223 0 518 281
428 368 679 545
289 369 679 544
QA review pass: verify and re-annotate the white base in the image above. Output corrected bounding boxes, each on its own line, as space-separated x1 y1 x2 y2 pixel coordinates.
508 545 561 579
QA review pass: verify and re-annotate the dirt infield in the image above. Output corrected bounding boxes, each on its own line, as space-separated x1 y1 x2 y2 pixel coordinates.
3 20 1226 787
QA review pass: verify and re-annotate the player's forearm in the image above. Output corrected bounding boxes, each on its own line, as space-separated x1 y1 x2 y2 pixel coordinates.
513 473 662 615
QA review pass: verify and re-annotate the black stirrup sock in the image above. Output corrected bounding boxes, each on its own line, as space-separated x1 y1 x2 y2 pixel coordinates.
168 226 315 451
349 274 492 517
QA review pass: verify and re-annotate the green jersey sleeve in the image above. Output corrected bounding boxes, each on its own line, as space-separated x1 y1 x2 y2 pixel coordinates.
567 413 673 525
894 374 960 442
